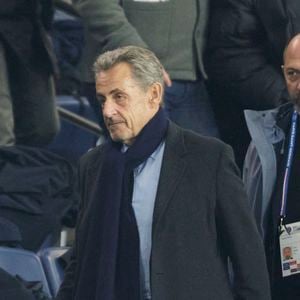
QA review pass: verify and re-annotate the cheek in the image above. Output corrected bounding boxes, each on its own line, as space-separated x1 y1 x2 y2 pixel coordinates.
287 83 296 93
132 107 149 126
124 106 141 122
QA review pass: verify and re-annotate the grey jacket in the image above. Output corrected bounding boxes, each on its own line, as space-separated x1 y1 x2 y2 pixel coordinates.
72 0 209 82
243 104 293 239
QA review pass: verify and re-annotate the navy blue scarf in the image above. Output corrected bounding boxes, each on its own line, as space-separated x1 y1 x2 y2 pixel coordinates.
75 108 169 300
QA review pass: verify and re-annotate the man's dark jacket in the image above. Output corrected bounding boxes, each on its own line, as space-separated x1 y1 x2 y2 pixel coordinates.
208 0 300 110
0 0 57 74
207 0 300 166
57 122 271 300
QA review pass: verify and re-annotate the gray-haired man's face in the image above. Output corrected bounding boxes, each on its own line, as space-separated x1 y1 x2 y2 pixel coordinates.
95 62 161 145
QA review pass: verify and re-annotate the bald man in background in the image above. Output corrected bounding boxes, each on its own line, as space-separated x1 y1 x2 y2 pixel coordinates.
244 34 300 299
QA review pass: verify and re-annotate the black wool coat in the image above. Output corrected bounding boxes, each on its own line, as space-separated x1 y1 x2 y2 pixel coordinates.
57 122 271 300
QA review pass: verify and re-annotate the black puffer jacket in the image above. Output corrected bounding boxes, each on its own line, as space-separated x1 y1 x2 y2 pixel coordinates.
208 0 300 110
206 0 300 167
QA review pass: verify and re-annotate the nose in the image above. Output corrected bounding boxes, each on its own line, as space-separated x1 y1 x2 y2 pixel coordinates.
102 99 116 118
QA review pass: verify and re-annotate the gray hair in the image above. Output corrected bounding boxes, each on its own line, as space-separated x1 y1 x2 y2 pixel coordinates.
93 46 165 91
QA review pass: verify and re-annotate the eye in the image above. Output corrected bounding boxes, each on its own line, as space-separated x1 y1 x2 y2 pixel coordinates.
286 69 300 82
114 92 126 103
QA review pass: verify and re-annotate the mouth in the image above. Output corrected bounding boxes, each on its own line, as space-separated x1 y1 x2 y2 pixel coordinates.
107 121 125 128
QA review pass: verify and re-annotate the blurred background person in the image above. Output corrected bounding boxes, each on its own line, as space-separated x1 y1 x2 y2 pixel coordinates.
207 0 300 168
243 34 300 300
72 0 219 138
0 0 59 147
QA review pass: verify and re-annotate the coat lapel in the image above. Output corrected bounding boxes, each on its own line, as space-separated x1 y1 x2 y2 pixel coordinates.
152 122 187 237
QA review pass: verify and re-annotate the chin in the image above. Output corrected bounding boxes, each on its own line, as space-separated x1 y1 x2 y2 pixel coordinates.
110 135 122 142
109 133 127 143
109 130 134 145
292 98 300 111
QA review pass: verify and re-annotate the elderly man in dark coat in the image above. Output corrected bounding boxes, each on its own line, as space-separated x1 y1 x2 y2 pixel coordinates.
57 46 271 300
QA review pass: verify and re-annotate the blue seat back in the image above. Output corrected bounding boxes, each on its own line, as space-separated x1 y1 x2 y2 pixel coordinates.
0 246 51 296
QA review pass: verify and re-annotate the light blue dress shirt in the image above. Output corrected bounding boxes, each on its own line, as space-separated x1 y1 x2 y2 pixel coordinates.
124 141 165 300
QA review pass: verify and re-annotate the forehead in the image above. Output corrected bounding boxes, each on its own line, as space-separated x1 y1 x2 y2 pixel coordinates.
284 41 300 67
95 62 134 91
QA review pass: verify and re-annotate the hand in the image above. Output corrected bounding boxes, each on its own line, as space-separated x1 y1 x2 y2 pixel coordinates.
163 68 172 87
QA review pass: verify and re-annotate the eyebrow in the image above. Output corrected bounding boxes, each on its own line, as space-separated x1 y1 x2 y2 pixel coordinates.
96 88 125 98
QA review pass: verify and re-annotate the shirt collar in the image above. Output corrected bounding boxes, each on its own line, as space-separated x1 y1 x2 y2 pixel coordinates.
121 141 165 175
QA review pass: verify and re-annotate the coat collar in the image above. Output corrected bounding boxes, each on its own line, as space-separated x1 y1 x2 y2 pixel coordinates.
276 102 294 133
244 104 293 146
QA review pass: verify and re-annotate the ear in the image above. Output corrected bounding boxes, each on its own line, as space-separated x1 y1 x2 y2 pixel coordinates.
148 82 163 108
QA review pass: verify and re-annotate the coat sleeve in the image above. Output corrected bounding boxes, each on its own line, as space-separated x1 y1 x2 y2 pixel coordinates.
215 145 271 300
72 0 147 52
55 154 89 300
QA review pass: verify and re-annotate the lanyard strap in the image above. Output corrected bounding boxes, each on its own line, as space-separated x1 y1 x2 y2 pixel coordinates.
280 110 298 219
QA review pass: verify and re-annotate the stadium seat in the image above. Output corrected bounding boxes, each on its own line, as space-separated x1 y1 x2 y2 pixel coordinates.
0 246 51 296
39 247 70 296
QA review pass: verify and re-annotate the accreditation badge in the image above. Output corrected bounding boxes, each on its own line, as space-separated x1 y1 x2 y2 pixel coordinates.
279 221 300 277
